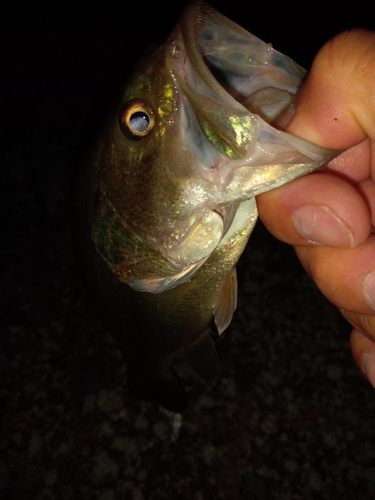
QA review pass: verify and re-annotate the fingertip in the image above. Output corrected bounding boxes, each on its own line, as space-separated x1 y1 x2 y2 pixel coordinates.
286 28 375 149
350 328 375 389
362 351 375 389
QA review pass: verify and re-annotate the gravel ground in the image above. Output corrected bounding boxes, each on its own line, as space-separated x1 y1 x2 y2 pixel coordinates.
2 2 375 499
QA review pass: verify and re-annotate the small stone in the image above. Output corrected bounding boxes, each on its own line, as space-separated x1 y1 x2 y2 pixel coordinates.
23 382 36 398
327 364 342 381
12 432 22 447
97 390 124 412
196 394 214 408
92 451 119 483
99 490 116 500
124 438 139 457
323 430 338 447
24 381 37 398
260 415 278 435
282 387 293 401
83 394 96 414
57 443 70 455
111 436 126 451
99 421 115 439
81 445 91 457
284 460 297 472
135 415 149 430
202 444 216 465
256 465 280 480
136 469 147 481
118 409 128 419
45 469 57 486
153 421 169 439
132 488 143 500
34 488 55 500
308 469 322 490
221 378 237 397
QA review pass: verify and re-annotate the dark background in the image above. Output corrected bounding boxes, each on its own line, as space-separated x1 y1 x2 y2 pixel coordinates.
2 1 375 499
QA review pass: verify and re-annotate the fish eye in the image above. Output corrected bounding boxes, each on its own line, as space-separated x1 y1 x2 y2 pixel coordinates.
119 99 155 140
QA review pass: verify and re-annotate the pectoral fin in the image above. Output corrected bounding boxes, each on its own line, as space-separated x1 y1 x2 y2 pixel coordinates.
130 258 207 293
214 267 238 335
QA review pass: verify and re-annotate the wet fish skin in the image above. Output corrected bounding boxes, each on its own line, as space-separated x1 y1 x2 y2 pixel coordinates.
75 1 338 412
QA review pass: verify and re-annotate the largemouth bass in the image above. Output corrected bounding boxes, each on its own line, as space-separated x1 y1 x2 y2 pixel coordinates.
75 1 337 412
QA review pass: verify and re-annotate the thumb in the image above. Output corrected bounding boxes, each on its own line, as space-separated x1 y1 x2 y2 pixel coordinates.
286 28 375 148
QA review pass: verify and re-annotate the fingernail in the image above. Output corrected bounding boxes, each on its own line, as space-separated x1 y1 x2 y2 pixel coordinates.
363 271 375 311
362 352 375 389
292 205 354 247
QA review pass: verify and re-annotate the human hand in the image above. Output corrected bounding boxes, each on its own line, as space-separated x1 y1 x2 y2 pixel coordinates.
257 29 375 388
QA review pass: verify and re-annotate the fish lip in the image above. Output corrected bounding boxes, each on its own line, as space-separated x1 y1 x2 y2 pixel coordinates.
176 1 258 111
177 1 236 107
166 2 258 183
174 3 337 163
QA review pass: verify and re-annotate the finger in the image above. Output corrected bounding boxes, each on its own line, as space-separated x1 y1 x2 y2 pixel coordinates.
295 235 375 314
287 29 375 148
358 177 375 230
350 326 375 389
326 139 371 183
257 171 371 247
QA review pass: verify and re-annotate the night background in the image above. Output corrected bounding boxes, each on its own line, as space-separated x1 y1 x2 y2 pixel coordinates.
2 1 375 498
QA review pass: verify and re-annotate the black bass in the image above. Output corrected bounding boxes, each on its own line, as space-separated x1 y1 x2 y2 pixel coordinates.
75 1 336 412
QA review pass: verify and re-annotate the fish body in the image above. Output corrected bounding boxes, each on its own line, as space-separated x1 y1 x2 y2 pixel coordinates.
75 1 336 412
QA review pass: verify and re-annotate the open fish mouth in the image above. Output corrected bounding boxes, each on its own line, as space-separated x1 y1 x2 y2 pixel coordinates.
170 1 333 171
180 1 302 123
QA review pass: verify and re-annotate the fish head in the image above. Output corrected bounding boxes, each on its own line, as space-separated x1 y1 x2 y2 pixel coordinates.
92 1 337 292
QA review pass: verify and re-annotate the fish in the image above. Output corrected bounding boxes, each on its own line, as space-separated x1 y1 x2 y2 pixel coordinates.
75 1 337 412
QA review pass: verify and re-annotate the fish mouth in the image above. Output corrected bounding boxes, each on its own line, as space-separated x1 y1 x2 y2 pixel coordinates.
179 1 302 122
169 1 335 192
173 1 306 162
